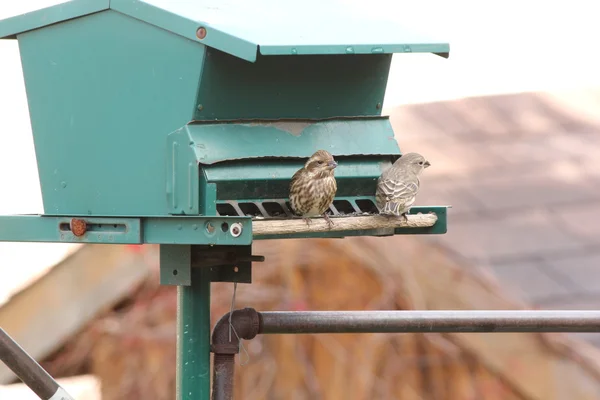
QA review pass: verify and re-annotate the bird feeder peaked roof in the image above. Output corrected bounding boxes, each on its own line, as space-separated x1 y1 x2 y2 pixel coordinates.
0 0 450 62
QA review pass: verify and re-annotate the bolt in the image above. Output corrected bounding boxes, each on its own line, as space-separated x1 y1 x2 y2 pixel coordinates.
196 27 207 40
229 222 243 238
70 218 87 237
197 104 204 111
376 102 382 109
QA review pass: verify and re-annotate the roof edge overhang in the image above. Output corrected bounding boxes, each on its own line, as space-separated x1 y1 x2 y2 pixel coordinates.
0 0 110 39
0 0 450 62
112 0 450 62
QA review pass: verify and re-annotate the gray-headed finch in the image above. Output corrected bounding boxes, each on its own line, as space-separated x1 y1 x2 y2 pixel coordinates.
375 152 430 221
289 150 338 228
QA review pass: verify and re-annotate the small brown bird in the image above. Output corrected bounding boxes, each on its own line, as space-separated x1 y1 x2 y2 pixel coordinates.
289 150 338 228
375 152 430 221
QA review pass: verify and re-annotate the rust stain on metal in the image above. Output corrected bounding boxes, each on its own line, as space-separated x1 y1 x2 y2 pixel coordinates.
246 121 313 136
273 121 313 136
70 218 87 237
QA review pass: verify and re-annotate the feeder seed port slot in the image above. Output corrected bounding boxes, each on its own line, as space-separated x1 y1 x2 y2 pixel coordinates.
355 199 378 214
262 202 287 217
238 203 261 217
216 199 378 219
332 200 356 214
216 203 237 216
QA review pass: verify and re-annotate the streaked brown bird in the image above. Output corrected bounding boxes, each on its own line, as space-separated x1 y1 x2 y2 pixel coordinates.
289 150 338 228
375 152 430 221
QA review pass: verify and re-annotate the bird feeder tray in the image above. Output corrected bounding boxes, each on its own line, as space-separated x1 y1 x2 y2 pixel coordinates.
169 119 447 239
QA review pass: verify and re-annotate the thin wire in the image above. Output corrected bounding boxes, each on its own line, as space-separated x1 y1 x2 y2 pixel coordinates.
228 282 237 342
227 282 250 365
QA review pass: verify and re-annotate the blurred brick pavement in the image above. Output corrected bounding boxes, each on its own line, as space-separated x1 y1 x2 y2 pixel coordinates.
388 87 600 345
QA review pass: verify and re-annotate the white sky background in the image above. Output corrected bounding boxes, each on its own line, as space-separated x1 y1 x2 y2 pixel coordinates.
0 1 598 287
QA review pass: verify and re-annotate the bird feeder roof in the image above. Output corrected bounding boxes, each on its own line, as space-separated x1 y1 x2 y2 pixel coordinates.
0 0 450 62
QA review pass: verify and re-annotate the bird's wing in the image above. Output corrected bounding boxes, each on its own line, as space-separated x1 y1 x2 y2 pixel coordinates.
289 168 304 189
377 177 419 202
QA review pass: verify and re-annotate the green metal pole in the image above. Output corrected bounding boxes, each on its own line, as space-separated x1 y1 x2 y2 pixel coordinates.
177 264 212 400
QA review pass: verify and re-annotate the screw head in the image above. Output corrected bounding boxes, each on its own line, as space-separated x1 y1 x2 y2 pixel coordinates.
229 222 243 238
376 102 382 109
70 218 87 237
197 104 204 111
196 27 207 40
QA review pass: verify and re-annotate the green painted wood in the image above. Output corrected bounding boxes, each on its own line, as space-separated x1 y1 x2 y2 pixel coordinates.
177 265 211 400
194 50 392 120
18 10 204 216
113 0 450 62
0 0 109 39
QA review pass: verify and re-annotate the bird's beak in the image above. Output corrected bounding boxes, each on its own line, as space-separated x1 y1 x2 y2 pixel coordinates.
424 160 431 168
327 160 338 169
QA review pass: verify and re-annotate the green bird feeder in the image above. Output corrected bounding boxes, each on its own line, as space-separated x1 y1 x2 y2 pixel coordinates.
0 1 450 398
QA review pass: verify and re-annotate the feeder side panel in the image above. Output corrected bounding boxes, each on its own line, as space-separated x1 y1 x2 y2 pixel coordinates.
17 10 204 216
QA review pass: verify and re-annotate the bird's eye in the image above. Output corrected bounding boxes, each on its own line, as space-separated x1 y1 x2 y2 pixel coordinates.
317 161 324 165
418 161 424 165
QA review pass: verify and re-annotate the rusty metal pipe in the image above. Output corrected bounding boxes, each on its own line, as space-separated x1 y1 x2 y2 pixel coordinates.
0 328 74 400
212 353 235 399
211 309 600 399
210 308 261 400
258 310 600 334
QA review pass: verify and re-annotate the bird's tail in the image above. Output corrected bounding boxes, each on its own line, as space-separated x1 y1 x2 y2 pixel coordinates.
380 201 401 216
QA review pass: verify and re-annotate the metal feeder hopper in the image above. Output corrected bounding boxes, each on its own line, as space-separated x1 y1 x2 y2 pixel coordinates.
0 1 451 399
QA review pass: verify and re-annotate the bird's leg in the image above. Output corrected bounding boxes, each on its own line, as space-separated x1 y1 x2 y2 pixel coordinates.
401 213 409 224
302 217 312 227
322 213 334 229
